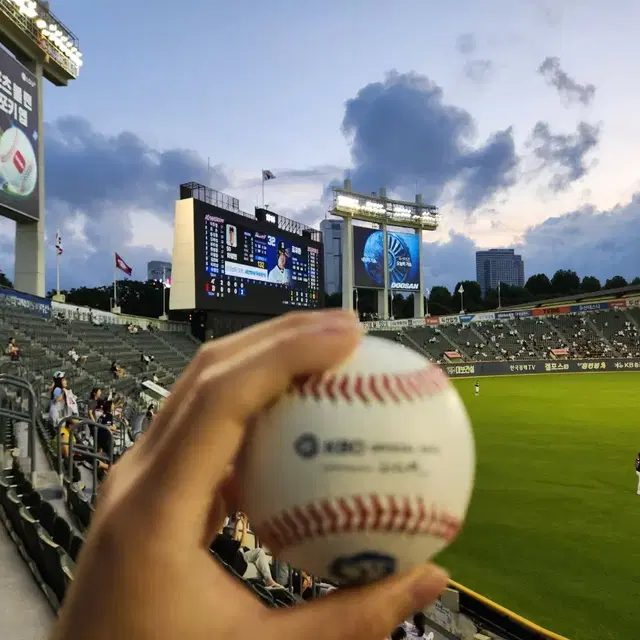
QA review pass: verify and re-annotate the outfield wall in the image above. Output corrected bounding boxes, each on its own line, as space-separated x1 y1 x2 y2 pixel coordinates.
442 357 640 378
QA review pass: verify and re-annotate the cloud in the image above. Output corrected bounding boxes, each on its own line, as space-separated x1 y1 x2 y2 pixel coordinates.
422 231 479 290
341 70 519 212
519 197 640 281
455 33 477 55
463 59 494 84
41 115 227 290
529 120 601 191
538 56 596 107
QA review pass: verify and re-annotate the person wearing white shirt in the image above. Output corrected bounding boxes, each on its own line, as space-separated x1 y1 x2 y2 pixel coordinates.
268 242 291 285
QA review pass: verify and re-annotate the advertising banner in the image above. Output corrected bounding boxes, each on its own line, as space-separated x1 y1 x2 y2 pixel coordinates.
353 227 421 291
495 309 532 319
0 287 50 318
608 299 628 309
570 302 608 313
0 48 39 221
473 312 496 322
387 231 420 292
425 316 440 325
439 315 461 325
441 358 640 378
460 314 475 323
531 305 571 316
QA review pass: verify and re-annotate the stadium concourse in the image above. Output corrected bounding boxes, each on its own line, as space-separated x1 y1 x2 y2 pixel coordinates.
3 290 640 640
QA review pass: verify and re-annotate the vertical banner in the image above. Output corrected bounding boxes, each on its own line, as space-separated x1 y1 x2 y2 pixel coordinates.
387 231 420 292
0 48 39 220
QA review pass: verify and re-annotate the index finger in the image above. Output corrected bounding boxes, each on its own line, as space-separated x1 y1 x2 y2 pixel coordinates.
138 313 361 529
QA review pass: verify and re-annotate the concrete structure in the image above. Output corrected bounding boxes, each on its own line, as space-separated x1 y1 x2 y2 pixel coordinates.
0 1 81 297
319 218 343 295
475 248 525 296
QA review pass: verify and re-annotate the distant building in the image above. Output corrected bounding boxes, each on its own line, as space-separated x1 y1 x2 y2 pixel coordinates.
320 219 344 295
147 261 172 285
475 249 525 296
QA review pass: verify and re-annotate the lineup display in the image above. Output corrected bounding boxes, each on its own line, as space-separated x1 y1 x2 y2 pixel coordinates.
193 201 322 314
353 226 421 291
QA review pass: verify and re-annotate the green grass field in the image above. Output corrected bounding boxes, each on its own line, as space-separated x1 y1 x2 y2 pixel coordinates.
439 373 640 640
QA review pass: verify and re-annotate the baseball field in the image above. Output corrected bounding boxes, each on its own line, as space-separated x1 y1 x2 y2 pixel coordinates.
440 372 640 640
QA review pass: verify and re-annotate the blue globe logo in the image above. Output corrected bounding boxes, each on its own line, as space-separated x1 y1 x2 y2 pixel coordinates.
361 231 412 287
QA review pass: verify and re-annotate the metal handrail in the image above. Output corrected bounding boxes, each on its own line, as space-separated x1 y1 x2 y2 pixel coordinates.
55 418 114 501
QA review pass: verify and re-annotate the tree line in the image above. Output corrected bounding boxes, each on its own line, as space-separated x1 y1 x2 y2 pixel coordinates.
325 270 640 318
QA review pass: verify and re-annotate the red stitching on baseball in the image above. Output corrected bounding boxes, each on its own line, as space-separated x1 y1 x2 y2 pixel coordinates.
258 495 462 554
290 367 448 404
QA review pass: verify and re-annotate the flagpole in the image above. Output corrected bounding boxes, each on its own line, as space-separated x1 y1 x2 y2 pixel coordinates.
56 236 60 296
113 259 117 310
261 170 265 207
162 266 166 317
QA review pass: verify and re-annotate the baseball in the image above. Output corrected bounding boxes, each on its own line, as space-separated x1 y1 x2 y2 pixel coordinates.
0 127 37 197
239 335 475 584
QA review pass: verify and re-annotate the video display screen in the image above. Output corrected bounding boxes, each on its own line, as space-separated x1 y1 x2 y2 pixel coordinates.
0 47 39 221
193 200 323 314
353 227 421 291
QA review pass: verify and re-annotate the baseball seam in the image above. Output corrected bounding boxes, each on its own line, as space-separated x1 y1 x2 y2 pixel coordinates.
290 367 449 404
258 495 462 553
0 130 19 165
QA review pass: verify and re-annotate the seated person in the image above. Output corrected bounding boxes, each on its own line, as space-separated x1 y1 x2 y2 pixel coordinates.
211 511 283 589
5 337 20 361
110 361 124 379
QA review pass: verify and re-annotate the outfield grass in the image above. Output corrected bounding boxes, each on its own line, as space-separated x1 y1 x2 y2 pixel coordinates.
439 373 640 640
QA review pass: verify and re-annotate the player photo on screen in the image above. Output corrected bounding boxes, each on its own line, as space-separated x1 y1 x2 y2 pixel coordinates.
226 224 237 248
267 241 291 285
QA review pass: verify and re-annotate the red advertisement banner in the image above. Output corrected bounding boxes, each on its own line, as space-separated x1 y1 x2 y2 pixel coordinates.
425 316 440 325
532 305 571 316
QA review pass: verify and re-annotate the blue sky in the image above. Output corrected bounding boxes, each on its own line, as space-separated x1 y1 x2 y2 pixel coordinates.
3 0 640 291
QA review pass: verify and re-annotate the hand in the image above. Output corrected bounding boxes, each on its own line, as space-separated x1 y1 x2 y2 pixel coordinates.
51 310 448 640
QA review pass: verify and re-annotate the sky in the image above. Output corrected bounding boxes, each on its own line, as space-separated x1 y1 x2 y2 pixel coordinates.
3 0 640 292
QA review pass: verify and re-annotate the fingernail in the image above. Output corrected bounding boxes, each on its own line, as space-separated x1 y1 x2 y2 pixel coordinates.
412 565 449 609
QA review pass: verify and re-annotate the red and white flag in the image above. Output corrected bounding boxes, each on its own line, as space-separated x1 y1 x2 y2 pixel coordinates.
115 252 132 276
55 231 63 256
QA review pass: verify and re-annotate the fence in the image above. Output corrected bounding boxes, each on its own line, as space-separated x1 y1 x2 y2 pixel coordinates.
441 357 640 378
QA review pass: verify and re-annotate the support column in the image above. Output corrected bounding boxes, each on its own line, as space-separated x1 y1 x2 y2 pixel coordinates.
414 194 425 318
14 61 45 297
341 217 354 311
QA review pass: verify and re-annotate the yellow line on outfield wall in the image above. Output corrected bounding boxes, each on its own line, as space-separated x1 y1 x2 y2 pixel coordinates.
449 579 570 640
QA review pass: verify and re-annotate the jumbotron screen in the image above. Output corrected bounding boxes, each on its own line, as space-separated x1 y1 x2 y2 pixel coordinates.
353 226 421 291
193 201 323 314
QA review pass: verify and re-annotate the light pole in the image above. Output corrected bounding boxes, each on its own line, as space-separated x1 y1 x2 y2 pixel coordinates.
458 284 464 314
425 287 430 317
497 281 501 309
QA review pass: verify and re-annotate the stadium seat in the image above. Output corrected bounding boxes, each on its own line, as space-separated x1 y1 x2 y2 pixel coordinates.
68 533 84 562
39 531 74 604
52 515 72 552
18 504 49 580
38 500 56 538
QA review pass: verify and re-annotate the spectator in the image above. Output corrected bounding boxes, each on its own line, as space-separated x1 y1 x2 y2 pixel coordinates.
391 627 407 640
212 511 284 589
5 337 20 361
140 352 154 370
111 360 124 379
49 373 79 425
88 388 102 422
404 612 428 639
635 452 640 496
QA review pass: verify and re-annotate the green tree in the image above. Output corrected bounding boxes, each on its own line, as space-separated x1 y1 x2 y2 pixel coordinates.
580 276 601 293
525 273 552 298
604 275 627 289
428 286 453 316
324 292 342 308
631 277 640 285
499 284 532 306
0 271 14 289
452 280 483 312
550 269 580 295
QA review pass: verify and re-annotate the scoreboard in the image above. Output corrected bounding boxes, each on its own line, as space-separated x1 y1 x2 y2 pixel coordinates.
193 200 323 314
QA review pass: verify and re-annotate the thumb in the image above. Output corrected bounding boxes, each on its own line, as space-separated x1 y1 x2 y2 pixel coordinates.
274 564 449 640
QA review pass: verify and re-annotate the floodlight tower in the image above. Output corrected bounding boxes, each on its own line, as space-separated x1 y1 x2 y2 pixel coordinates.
0 0 82 298
330 179 440 320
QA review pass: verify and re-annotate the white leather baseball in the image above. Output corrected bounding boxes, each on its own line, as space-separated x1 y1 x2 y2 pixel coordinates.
0 127 37 197
239 335 475 584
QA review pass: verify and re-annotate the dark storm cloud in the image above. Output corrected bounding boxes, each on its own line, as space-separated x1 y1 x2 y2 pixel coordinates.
538 56 596 107
529 120 601 191
519 197 640 281
341 70 519 211
455 33 477 55
43 115 228 290
463 59 494 84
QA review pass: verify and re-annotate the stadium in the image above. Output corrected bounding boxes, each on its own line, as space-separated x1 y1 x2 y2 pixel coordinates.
1 4 639 640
